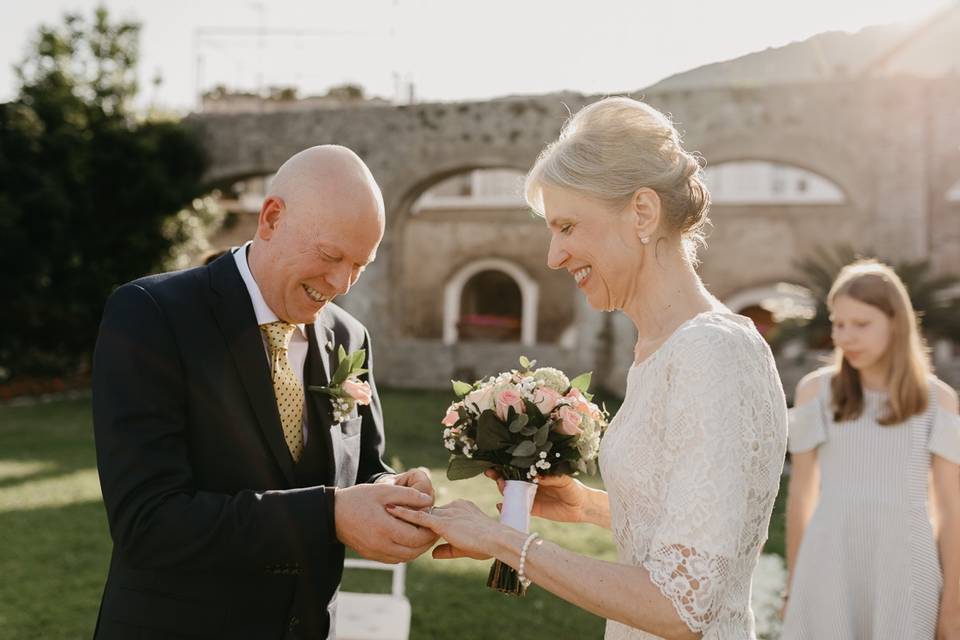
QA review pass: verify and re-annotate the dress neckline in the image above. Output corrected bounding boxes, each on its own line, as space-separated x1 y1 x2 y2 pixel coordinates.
630 309 743 370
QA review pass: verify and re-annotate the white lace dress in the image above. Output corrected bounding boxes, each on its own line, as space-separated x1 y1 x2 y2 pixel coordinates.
599 311 788 639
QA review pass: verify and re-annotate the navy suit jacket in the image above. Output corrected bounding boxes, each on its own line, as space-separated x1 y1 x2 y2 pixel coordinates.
91 252 392 639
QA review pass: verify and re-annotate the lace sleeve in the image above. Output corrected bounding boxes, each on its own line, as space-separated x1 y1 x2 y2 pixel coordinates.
643 328 780 631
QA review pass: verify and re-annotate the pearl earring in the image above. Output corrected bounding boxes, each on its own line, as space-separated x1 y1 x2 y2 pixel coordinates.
640 236 650 245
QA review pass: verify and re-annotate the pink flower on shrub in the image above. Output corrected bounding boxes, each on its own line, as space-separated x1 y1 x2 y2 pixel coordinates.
342 378 372 405
533 386 563 414
555 405 583 436
495 388 525 422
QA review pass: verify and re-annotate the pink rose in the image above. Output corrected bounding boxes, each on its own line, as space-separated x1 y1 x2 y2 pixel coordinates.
533 386 563 414
565 388 592 416
342 378 372 405
466 385 495 413
441 407 460 427
495 388 526 422
555 405 583 436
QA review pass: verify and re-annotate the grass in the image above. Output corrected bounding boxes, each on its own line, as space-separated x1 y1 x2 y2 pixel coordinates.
0 391 786 639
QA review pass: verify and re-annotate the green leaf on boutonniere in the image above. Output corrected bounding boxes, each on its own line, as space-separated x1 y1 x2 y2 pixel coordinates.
331 363 351 387
451 380 473 397
330 346 361 386
446 457 495 481
348 348 366 372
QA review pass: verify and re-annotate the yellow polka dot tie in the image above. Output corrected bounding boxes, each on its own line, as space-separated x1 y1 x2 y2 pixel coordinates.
260 321 304 463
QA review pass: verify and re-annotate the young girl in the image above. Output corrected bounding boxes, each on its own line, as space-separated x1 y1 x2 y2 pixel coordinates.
783 260 960 639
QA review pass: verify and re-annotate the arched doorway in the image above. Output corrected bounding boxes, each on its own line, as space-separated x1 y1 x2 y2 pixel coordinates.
723 283 815 342
458 270 523 342
443 258 539 346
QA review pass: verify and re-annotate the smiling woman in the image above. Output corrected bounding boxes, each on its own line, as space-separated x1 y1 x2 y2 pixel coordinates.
396 96 789 640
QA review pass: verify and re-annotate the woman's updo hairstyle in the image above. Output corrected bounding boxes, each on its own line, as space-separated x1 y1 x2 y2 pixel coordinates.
525 96 711 260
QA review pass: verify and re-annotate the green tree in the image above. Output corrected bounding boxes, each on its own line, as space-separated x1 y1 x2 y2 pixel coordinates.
777 245 960 351
0 7 209 380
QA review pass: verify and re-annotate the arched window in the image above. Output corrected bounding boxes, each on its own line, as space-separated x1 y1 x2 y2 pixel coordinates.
443 259 539 346
412 169 525 213
703 161 845 204
723 283 815 340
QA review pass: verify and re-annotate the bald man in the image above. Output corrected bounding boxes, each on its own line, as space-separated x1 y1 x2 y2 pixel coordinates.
92 146 437 640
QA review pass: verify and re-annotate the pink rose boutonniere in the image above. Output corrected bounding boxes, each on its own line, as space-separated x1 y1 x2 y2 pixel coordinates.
309 345 370 423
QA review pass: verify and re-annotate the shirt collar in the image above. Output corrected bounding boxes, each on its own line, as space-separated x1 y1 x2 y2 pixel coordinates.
233 241 307 339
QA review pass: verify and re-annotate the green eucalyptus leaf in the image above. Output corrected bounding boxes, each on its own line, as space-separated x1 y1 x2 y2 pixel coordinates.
477 411 512 450
519 355 530 369
511 455 538 468
570 372 592 394
452 380 473 397
534 423 550 447
447 457 495 481
512 440 537 457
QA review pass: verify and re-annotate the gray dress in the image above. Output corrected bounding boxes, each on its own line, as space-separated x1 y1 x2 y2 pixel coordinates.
782 378 960 639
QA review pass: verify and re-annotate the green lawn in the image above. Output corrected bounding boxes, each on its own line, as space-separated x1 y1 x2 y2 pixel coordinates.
0 391 786 639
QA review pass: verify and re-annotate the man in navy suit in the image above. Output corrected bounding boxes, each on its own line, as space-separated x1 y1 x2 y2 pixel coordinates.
92 145 437 639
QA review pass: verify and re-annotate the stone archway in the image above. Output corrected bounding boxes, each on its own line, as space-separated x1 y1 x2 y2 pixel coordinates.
443 258 539 346
723 283 815 339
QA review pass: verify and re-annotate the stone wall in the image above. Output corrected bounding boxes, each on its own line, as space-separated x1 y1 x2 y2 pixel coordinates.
190 77 960 394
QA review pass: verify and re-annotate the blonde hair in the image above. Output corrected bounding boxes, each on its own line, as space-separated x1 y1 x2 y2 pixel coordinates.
524 96 711 259
828 260 930 425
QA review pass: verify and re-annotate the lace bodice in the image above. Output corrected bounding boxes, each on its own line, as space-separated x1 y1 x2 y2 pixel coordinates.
599 312 788 639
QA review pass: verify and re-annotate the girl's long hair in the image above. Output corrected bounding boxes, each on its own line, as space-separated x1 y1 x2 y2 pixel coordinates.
828 260 929 425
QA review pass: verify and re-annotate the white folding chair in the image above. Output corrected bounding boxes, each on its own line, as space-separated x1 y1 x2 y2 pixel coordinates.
335 559 411 640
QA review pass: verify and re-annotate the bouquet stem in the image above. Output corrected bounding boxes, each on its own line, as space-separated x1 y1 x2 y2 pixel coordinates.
486 479 538 596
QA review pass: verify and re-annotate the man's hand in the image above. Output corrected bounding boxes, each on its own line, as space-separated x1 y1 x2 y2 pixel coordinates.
377 467 434 499
334 484 438 563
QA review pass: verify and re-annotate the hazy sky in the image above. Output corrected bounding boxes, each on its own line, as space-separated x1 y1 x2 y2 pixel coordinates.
1 0 951 112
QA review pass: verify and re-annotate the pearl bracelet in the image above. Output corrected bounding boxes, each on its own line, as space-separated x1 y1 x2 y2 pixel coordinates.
518 532 540 589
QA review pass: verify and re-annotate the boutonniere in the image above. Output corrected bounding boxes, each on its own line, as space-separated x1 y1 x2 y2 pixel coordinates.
309 346 371 423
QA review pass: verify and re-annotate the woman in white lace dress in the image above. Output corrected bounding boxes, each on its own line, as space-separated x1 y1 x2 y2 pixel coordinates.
390 97 788 639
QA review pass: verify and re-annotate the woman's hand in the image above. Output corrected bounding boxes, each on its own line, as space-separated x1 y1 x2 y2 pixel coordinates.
486 470 590 524
387 499 502 561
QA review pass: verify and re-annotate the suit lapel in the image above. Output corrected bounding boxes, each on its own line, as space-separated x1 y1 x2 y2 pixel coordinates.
306 318 337 485
207 253 296 486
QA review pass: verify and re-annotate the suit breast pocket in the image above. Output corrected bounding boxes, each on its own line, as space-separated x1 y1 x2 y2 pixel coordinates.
334 417 362 486
339 416 362 439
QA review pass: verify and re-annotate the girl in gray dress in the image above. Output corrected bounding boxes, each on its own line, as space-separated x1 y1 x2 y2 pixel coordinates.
783 260 960 639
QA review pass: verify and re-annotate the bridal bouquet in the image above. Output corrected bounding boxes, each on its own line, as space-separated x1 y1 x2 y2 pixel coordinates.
441 356 609 595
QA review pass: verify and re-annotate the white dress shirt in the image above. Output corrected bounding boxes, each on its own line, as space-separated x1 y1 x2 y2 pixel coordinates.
233 242 310 444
